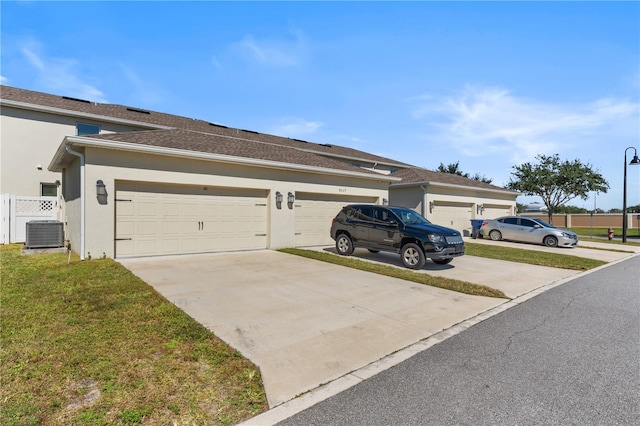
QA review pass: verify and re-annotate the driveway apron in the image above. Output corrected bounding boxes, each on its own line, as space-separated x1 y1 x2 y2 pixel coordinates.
119 250 503 407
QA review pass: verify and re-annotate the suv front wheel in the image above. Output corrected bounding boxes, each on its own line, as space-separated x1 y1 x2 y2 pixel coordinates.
335 234 354 256
401 243 426 269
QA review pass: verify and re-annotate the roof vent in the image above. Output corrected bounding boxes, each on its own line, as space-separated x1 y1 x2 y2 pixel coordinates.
62 96 91 104
240 129 259 134
25 220 64 249
293 138 308 143
320 144 333 148
208 122 229 128
126 107 151 115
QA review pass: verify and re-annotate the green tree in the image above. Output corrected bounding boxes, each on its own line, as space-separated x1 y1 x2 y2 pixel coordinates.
506 154 609 224
437 161 493 184
555 205 590 214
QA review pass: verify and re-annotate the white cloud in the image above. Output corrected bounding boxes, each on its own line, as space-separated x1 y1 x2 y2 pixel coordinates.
19 41 107 103
413 85 639 165
232 31 306 67
0 75 8 84
268 117 323 138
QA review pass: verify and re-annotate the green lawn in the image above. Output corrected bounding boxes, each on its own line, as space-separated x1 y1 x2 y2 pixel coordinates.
570 227 640 246
280 248 508 299
464 242 607 270
0 245 266 426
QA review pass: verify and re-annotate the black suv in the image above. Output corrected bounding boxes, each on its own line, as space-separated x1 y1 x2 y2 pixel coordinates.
330 204 465 269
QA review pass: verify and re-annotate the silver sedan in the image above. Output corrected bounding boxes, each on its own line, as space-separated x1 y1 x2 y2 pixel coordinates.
479 216 578 247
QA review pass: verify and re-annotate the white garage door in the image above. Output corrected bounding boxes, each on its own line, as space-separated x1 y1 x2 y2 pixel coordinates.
294 193 378 247
430 202 472 235
483 205 512 220
115 182 267 258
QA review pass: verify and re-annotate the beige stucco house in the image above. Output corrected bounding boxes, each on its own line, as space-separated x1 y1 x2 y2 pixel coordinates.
1 85 518 258
389 168 517 236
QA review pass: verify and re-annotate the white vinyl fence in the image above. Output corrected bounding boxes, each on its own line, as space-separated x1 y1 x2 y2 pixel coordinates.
1 195 59 244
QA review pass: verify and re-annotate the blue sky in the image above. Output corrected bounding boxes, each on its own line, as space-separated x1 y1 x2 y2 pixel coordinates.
2 1 639 210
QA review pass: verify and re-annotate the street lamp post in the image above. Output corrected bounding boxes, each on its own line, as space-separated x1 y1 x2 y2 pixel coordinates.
622 147 640 243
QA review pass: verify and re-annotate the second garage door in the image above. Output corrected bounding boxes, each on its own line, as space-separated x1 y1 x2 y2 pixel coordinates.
294 193 378 247
430 202 472 235
483 204 512 220
115 182 268 258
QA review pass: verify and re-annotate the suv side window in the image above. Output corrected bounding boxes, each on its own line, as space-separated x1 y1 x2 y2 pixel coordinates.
372 207 394 224
347 206 375 222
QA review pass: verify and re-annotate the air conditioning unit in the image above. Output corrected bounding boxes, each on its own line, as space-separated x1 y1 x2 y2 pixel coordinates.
25 220 64 249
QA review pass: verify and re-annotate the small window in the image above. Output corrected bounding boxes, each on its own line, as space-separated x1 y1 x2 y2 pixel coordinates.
41 183 57 197
503 217 518 225
76 123 100 136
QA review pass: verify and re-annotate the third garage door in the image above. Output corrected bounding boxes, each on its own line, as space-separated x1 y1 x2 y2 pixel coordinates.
294 193 378 247
115 182 267 258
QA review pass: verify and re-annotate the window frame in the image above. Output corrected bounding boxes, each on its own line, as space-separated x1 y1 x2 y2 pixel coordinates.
40 182 58 197
76 122 101 136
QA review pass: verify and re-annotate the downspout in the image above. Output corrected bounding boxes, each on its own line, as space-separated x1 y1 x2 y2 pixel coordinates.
65 145 85 260
420 185 428 217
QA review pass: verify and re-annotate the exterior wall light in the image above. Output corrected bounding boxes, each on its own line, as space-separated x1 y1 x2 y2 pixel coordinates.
429 201 435 213
96 180 107 196
476 204 485 215
383 198 388 206
275 191 283 209
287 192 295 209
96 180 108 205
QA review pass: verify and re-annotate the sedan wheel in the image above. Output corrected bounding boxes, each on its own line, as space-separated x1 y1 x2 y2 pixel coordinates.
489 230 502 241
401 243 426 269
543 236 558 247
336 234 354 255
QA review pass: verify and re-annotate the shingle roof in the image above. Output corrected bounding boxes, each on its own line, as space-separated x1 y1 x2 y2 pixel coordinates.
1 84 411 168
390 167 512 192
80 128 391 177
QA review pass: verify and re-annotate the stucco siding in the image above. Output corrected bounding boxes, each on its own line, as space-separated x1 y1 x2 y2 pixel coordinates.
1 106 150 196
74 147 388 258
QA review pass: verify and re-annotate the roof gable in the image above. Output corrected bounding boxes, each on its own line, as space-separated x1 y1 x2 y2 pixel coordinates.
391 167 515 192
53 128 400 181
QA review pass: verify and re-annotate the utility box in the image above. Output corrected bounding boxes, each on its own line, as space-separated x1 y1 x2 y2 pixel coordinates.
25 220 64 249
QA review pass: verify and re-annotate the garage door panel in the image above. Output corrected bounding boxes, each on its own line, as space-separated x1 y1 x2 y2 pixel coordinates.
484 206 511 219
115 184 267 258
294 194 377 247
137 202 158 216
431 203 472 235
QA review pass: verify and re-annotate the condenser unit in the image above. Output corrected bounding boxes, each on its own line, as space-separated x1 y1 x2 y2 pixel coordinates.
25 220 64 249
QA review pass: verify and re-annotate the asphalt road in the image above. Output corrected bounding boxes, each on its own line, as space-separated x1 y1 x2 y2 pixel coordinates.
277 256 640 426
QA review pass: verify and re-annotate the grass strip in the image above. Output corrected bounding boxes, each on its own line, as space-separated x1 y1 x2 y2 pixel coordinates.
0 244 267 426
570 228 640 247
279 248 507 299
465 242 607 270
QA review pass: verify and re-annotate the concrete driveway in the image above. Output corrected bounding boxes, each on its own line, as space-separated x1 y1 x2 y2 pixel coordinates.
119 250 504 407
118 240 639 408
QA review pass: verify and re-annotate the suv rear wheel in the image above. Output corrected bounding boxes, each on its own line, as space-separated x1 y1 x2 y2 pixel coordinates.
401 243 426 269
335 234 354 256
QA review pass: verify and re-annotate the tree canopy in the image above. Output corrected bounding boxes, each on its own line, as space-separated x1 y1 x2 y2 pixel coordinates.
437 161 493 184
506 154 609 223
